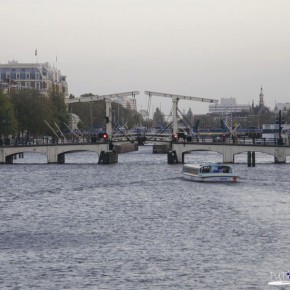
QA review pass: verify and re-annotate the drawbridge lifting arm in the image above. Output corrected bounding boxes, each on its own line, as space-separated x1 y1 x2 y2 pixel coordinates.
65 91 139 140
144 91 218 135
65 91 139 104
144 91 218 104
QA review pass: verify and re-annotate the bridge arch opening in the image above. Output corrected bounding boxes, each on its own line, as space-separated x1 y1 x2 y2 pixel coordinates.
63 151 100 164
12 152 47 164
182 149 278 164
183 150 223 164
234 151 275 163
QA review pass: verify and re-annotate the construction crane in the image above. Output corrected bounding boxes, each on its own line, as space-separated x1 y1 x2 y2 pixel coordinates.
65 91 139 138
144 91 218 136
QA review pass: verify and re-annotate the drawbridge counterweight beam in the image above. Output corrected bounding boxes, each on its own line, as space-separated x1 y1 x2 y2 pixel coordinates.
65 91 139 140
144 91 218 136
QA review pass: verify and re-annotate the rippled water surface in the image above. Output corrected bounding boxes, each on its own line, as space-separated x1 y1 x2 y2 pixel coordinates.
1 146 290 289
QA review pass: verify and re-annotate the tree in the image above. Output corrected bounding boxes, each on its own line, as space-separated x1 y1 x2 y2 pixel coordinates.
152 107 165 129
0 91 16 137
180 108 194 128
69 100 106 130
10 89 55 137
49 88 70 131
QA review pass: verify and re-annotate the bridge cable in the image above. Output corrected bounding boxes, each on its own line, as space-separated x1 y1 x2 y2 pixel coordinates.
44 120 61 140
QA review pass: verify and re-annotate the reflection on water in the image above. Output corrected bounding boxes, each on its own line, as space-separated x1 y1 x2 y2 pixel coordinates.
1 146 290 289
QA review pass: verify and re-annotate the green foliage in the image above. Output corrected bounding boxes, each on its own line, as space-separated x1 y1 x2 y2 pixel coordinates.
152 107 166 129
0 91 17 137
180 108 194 127
10 89 55 136
1 89 144 138
77 120 84 130
69 100 106 129
49 88 70 131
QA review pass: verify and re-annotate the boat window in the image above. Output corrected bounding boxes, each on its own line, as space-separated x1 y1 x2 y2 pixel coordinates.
183 166 199 175
213 166 223 173
201 166 210 173
222 166 231 173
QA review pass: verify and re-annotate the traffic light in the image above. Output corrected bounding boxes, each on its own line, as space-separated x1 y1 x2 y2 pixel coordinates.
98 132 108 140
172 133 178 142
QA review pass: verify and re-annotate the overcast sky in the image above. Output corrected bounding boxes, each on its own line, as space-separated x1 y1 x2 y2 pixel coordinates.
1 0 290 116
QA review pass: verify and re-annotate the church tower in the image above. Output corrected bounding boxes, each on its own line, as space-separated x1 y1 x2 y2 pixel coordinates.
259 86 264 107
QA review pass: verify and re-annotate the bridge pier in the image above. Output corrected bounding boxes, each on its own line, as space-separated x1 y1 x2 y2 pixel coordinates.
274 148 286 163
57 153 65 164
5 155 14 164
47 147 59 163
223 147 235 163
98 151 118 164
0 148 4 164
247 151 256 167
167 150 178 164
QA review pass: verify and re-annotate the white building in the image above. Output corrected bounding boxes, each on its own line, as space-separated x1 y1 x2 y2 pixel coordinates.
209 98 251 114
273 103 290 114
0 61 68 97
113 96 137 111
69 113 81 130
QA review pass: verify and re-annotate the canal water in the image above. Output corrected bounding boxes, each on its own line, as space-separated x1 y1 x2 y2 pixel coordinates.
0 146 290 289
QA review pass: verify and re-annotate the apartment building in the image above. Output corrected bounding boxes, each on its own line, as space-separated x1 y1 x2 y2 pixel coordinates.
0 61 68 97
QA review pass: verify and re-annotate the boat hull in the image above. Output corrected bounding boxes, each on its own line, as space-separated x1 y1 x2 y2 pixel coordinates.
182 162 239 183
183 173 239 183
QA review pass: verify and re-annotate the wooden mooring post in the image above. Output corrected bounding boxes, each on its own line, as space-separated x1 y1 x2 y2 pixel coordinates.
247 151 255 167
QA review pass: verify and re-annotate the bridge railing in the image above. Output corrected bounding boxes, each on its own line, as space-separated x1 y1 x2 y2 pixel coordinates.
1 135 288 148
0 137 109 147
173 136 287 146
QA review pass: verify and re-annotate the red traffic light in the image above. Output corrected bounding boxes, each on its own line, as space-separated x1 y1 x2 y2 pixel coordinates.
98 132 108 140
172 133 178 141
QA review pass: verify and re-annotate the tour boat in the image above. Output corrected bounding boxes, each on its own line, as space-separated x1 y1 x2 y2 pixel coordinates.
182 162 239 183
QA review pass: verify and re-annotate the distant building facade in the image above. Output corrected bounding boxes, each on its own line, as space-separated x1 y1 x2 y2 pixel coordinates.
259 86 265 107
209 97 251 114
274 103 290 114
0 61 68 97
113 95 137 111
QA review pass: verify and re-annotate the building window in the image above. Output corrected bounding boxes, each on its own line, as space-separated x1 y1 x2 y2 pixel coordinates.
25 82 31 88
26 73 30 79
6 73 10 80
36 82 40 89
16 73 20 79
35 72 40 79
